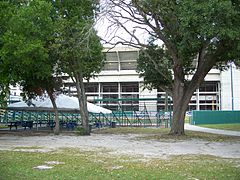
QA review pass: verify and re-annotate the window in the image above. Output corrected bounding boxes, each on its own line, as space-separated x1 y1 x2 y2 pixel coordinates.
103 62 119 71
199 81 218 92
118 51 138 61
121 94 139 104
102 83 118 92
200 105 215 110
119 51 138 70
85 83 98 93
103 51 139 71
121 83 139 92
105 52 118 62
103 52 119 71
188 105 196 111
103 94 118 99
199 94 216 104
102 94 118 104
120 62 138 70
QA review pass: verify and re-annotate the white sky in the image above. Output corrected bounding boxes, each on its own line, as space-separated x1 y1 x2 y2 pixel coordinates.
94 0 154 47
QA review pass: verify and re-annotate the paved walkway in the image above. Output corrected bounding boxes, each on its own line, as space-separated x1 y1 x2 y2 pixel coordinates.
185 124 240 136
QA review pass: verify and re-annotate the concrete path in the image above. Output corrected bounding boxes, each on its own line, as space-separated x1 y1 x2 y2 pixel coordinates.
185 123 240 136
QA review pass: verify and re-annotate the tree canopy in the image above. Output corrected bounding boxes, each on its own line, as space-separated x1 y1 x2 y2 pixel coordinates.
103 0 240 134
0 1 58 106
0 0 55 89
0 0 103 135
52 0 103 135
53 0 103 81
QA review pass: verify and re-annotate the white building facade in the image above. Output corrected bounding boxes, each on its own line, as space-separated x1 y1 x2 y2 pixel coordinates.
61 47 240 112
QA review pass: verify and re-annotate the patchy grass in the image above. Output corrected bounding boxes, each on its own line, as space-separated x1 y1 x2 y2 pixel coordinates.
199 123 240 131
138 130 240 142
185 116 190 123
0 149 239 180
93 127 170 134
13 146 43 150
93 127 240 142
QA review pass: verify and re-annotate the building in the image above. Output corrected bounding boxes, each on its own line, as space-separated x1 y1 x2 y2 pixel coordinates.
61 47 240 112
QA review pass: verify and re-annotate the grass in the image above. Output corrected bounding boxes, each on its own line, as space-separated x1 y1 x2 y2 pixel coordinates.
13 146 43 150
93 127 240 142
198 123 240 131
0 149 239 180
0 124 8 129
185 116 190 123
0 127 239 179
93 127 170 134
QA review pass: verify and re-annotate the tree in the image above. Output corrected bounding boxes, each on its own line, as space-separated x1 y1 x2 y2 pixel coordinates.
103 0 240 135
52 0 103 135
0 0 62 134
0 1 15 107
20 76 63 135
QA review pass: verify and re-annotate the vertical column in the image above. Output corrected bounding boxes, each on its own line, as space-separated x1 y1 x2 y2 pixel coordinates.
98 82 101 106
118 82 121 110
230 62 234 110
196 88 200 110
218 81 221 110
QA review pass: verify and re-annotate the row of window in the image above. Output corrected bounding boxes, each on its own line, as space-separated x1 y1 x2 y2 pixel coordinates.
103 51 138 71
85 82 139 93
83 82 219 98
63 81 220 111
85 81 219 93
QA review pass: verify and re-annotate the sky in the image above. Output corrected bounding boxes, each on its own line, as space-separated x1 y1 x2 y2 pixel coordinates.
94 0 154 47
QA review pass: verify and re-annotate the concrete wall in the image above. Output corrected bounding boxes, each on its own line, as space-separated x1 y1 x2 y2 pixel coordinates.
220 64 240 110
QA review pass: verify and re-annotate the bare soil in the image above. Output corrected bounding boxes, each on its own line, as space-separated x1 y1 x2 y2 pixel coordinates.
0 131 239 159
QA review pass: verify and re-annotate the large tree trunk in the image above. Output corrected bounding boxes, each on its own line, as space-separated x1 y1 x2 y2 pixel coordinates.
170 79 184 135
48 91 60 135
170 61 194 135
170 80 191 135
170 55 214 135
75 72 90 135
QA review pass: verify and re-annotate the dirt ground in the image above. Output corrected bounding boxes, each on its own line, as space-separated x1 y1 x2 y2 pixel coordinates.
0 132 240 159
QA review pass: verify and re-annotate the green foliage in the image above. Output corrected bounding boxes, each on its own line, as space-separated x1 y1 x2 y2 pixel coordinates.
137 44 172 91
177 0 240 64
50 0 103 134
0 0 57 99
0 0 64 100
0 84 8 108
135 0 240 90
53 0 104 80
0 1 16 104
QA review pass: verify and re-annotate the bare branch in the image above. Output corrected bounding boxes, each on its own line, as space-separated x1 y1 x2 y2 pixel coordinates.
159 86 172 96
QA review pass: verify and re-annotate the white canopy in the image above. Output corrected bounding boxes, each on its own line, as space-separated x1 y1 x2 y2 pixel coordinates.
9 94 112 114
